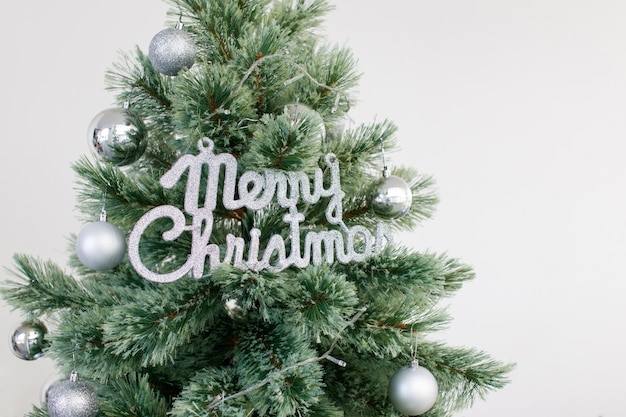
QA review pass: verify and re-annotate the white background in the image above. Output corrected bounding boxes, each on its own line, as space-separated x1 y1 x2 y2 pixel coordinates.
1 1 625 416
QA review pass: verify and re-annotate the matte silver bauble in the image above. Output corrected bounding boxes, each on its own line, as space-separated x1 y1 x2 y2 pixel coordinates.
388 361 438 415
87 107 147 166
9 319 47 360
149 26 197 76
76 220 126 271
47 372 99 417
284 103 326 141
325 113 353 141
370 174 413 219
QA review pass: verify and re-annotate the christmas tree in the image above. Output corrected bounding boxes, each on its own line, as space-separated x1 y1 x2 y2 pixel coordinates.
2 1 512 416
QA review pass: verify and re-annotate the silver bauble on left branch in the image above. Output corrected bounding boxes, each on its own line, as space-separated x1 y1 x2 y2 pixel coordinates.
9 319 48 360
149 22 197 76
47 372 99 417
87 105 147 166
76 210 126 271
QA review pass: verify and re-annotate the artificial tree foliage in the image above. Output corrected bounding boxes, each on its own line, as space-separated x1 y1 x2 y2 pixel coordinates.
2 0 512 416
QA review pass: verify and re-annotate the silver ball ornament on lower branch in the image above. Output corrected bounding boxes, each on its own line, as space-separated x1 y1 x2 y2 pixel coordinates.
87 107 147 166
149 23 196 76
76 220 126 271
370 173 413 220
9 319 48 360
47 372 99 417
388 360 438 415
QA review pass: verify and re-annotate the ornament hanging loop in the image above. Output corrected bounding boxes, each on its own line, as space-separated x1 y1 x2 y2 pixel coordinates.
176 12 184 30
380 143 390 178
99 192 107 222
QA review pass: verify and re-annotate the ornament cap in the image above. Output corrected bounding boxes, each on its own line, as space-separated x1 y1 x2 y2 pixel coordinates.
175 21 184 30
69 371 80 382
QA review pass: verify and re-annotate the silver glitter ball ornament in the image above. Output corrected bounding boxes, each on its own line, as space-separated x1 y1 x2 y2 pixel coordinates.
47 372 99 417
388 361 438 415
41 378 62 403
9 319 47 360
149 25 196 76
88 107 147 166
370 174 413 219
284 103 326 141
76 220 126 271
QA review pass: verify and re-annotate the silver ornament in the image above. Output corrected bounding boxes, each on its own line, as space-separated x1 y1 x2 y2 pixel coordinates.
148 24 196 76
326 113 353 141
225 298 246 320
41 378 62 404
370 174 413 220
388 361 438 415
88 107 147 166
76 220 126 271
284 103 326 141
47 372 99 417
9 319 47 360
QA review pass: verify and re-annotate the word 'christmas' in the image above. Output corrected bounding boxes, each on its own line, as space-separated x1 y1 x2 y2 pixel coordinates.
128 138 391 283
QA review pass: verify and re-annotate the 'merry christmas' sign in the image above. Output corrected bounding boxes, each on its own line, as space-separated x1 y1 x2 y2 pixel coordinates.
128 138 392 283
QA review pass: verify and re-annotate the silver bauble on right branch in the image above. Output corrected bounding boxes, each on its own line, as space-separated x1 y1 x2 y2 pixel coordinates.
370 171 413 220
149 23 197 76
388 360 438 415
76 217 126 271
87 107 147 166
47 372 99 417
9 319 48 360
326 112 353 141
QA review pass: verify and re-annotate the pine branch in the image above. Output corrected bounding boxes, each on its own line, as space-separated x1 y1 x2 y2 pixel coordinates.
270 0 333 37
206 305 368 410
101 279 223 368
286 60 349 111
72 156 170 226
1 255 95 316
418 341 515 414
99 372 169 417
25 404 48 417
178 50 350 135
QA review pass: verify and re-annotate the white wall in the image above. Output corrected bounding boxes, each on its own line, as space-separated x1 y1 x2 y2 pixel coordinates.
1 1 625 416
